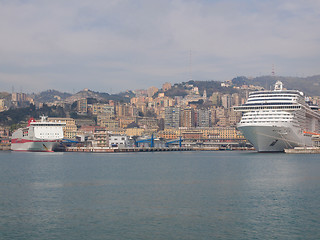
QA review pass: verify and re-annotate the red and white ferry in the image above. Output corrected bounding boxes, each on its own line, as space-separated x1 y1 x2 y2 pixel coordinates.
11 116 65 152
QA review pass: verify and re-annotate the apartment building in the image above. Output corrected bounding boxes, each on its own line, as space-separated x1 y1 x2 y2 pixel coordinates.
77 98 88 114
181 107 195 128
164 106 181 129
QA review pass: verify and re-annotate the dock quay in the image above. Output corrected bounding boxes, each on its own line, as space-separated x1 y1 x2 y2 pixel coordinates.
0 144 10 151
65 146 193 153
285 147 320 154
64 146 253 153
0 144 252 152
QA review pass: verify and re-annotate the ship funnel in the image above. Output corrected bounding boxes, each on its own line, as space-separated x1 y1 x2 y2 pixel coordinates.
27 117 36 126
274 81 283 91
40 115 48 122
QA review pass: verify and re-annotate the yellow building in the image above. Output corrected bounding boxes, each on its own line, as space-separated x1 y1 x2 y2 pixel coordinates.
108 129 126 135
158 129 181 140
207 127 245 141
125 128 145 137
158 127 245 142
0 99 6 112
99 118 119 129
118 117 137 128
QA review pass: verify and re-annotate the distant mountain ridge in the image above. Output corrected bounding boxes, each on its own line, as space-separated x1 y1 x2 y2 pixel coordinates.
31 89 133 104
64 89 132 103
31 89 72 103
64 89 107 103
232 75 320 96
18 74 320 104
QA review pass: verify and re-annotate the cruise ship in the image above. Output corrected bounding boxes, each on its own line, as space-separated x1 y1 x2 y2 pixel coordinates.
11 116 65 152
235 81 320 152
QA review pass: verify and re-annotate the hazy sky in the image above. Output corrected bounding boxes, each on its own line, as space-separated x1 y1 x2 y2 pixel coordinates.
0 0 319 93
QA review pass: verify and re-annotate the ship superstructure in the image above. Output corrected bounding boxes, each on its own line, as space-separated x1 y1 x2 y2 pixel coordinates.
11 116 66 152
234 81 320 152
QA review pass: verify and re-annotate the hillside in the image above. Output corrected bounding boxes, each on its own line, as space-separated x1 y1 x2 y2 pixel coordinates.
64 89 107 103
232 75 320 96
187 80 239 96
0 92 11 100
164 80 240 98
64 89 132 104
32 90 72 103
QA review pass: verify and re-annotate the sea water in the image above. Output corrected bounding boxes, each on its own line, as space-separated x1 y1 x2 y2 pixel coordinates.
0 151 319 240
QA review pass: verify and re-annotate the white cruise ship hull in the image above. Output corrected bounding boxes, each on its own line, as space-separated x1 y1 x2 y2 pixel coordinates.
238 125 311 152
11 139 60 152
235 81 320 152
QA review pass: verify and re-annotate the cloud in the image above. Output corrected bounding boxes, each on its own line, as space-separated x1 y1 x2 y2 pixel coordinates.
0 0 319 93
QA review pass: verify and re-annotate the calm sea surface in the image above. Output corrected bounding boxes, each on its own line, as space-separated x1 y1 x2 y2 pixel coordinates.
0 151 320 240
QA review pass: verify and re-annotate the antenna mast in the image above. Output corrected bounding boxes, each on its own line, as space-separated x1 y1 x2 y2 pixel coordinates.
189 49 192 81
272 64 275 77
270 64 276 90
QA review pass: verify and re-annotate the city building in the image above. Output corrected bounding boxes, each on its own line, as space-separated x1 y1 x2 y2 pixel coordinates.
221 94 232 109
125 127 145 137
109 135 129 148
196 109 210 127
232 93 241 106
0 126 10 138
92 128 109 147
182 130 203 141
116 103 137 117
203 90 207 101
162 82 172 91
11 92 27 107
147 86 159 97
92 103 115 117
181 107 195 128
158 129 180 139
137 117 158 129
0 99 7 112
215 107 229 126
118 117 137 128
77 98 88 114
210 92 221 106
98 118 119 129
228 108 242 126
164 106 181 129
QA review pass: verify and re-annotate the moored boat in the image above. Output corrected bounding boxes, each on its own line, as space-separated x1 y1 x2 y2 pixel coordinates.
234 81 320 152
11 116 65 152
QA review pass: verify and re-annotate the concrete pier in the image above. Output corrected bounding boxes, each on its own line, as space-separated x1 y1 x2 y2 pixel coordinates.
285 147 320 154
64 146 253 153
65 146 193 153
0 144 10 151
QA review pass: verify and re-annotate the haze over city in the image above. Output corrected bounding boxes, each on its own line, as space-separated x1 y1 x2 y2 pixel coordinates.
0 0 319 93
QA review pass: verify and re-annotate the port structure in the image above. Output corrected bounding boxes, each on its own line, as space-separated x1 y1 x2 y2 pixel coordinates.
165 137 183 148
135 134 155 148
62 139 79 143
135 134 183 148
